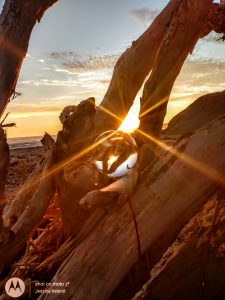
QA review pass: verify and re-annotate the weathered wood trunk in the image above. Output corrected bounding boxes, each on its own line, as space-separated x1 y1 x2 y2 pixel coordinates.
40 115 225 300
0 0 58 117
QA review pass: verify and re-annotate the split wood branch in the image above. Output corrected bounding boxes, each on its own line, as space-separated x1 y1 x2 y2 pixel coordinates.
94 0 185 132
138 0 212 151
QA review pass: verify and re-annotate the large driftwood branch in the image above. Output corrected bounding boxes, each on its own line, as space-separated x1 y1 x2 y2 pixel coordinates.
41 115 225 300
138 0 212 149
94 0 184 132
0 0 59 117
54 1 207 236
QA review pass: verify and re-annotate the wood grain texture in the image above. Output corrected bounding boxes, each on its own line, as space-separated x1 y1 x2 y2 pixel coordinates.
41 115 225 300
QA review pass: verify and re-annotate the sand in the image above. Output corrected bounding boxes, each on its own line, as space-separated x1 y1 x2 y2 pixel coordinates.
5 146 45 201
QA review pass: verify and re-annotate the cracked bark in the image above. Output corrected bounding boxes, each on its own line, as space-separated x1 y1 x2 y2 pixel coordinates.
131 192 225 300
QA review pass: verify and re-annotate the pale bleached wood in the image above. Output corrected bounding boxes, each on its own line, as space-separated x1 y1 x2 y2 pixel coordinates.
79 168 139 210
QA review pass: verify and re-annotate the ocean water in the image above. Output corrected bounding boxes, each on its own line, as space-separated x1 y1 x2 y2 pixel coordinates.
7 127 168 150
7 136 56 149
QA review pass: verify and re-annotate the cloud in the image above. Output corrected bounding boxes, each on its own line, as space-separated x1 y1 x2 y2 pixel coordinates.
15 50 225 128
17 52 116 93
19 78 80 87
19 53 225 106
202 32 224 44
19 70 111 93
171 57 225 104
179 57 225 86
54 68 74 75
49 52 118 73
7 103 63 114
128 8 159 26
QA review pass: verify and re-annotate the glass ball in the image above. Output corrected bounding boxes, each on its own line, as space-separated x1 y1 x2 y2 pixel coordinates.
93 130 138 177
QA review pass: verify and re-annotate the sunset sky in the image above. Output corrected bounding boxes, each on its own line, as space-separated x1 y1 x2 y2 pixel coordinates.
0 0 224 138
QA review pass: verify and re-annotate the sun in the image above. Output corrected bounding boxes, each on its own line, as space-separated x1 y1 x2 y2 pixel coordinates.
118 112 140 133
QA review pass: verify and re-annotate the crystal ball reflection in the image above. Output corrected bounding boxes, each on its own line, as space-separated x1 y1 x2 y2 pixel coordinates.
93 130 138 177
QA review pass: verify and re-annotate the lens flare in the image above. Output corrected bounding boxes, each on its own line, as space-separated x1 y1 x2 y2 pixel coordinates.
17 104 225 195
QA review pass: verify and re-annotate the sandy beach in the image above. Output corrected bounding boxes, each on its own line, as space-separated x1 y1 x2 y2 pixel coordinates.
5 146 45 201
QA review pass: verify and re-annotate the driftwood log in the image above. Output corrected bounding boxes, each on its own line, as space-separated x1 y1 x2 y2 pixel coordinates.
39 115 225 300
0 0 225 299
33 15 225 300
55 0 214 236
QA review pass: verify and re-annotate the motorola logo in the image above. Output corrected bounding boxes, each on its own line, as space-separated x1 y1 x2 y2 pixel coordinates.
5 277 25 298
